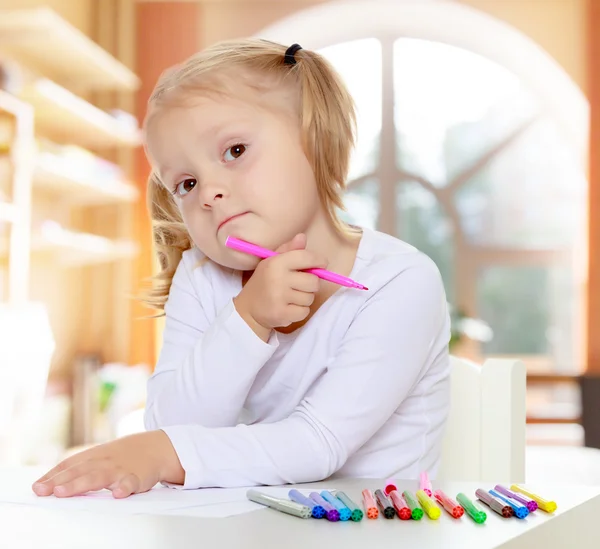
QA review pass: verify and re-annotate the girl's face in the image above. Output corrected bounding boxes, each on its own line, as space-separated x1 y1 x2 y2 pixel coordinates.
145 92 322 270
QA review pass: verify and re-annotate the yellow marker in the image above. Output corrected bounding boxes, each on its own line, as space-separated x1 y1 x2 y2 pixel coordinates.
510 485 557 513
416 489 441 519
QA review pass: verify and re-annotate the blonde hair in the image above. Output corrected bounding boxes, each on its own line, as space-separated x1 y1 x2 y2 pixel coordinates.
142 38 357 311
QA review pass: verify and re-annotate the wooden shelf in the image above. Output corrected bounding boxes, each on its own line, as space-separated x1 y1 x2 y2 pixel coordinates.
19 79 141 150
34 151 139 205
0 7 140 92
31 223 139 267
0 201 18 223
0 90 31 118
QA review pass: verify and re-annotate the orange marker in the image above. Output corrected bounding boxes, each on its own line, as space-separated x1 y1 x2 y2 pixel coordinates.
362 489 379 519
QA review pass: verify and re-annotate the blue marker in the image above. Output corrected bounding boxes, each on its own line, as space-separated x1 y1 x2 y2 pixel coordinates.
489 489 529 519
320 490 352 521
289 489 326 519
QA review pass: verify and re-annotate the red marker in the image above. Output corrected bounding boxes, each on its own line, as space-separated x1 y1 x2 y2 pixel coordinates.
434 489 464 519
389 490 412 520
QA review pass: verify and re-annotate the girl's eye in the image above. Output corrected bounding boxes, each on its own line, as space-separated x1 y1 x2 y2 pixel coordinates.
173 178 197 197
224 144 246 162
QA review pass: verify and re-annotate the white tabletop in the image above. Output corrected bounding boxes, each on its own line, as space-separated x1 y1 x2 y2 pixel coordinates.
1 471 599 549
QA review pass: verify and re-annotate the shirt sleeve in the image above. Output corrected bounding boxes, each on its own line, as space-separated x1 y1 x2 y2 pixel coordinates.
159 255 450 489
144 255 280 430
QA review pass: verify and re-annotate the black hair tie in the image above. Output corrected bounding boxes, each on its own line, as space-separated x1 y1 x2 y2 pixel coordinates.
284 43 303 65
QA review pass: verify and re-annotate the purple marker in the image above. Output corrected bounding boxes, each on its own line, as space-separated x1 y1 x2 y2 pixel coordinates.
494 485 538 512
310 492 340 522
289 489 326 519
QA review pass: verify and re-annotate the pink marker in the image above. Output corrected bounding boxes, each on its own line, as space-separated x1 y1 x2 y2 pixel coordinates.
420 471 432 497
225 236 368 290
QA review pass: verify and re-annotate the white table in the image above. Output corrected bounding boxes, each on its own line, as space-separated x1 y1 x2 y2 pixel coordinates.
1 472 599 549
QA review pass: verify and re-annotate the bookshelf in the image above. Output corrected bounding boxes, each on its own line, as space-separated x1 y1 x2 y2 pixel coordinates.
33 152 139 206
0 200 18 223
20 78 142 149
0 7 140 92
0 89 33 304
0 7 141 380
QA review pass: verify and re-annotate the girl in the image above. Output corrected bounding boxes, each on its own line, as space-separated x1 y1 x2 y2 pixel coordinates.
32 39 451 499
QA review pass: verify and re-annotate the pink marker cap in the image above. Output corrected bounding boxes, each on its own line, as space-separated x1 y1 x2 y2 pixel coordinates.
420 471 432 496
384 478 397 496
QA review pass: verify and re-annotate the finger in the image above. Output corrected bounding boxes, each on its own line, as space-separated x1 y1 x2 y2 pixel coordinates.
111 473 142 499
33 452 84 484
285 304 311 324
289 271 320 294
53 468 117 498
33 461 99 495
280 249 328 271
288 289 315 308
275 233 306 254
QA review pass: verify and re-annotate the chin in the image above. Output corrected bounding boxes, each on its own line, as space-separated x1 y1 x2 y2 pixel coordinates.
219 251 261 271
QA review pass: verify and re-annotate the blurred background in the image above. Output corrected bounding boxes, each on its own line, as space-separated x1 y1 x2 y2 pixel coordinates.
0 0 599 482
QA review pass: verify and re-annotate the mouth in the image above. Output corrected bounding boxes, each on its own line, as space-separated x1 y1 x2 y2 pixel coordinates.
217 212 249 232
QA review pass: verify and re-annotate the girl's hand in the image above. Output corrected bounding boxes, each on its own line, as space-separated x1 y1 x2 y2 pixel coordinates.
233 233 327 341
31 430 184 498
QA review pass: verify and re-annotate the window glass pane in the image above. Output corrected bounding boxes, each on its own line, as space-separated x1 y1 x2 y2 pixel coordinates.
477 265 578 371
527 383 580 422
526 424 584 447
339 178 379 230
393 38 538 186
319 39 381 182
396 181 454 301
455 117 587 248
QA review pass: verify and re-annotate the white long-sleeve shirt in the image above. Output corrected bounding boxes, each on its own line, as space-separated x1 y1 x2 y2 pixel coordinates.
144 227 451 489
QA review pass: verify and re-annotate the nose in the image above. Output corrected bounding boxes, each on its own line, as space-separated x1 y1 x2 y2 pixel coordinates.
199 180 229 209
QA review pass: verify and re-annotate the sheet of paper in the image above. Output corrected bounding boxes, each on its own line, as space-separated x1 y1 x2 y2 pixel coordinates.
0 467 333 518
157 501 263 518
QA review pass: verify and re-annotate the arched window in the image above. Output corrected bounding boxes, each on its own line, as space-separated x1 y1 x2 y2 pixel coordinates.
259 0 588 441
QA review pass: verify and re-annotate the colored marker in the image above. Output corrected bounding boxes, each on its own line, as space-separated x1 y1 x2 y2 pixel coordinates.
321 490 352 521
226 236 368 290
362 489 379 519
247 489 311 519
476 489 514 518
420 471 433 496
288 489 325 519
389 490 412 520
416 489 441 520
309 492 340 522
334 491 364 521
457 492 487 523
489 490 529 519
402 490 424 520
434 489 464 518
383 478 398 496
510 484 557 513
494 485 538 512
375 489 396 519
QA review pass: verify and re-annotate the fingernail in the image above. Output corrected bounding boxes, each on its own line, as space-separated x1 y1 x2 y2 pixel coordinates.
54 485 66 495
33 482 51 495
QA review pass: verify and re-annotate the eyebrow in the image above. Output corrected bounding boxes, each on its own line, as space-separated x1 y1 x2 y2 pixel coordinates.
154 114 256 182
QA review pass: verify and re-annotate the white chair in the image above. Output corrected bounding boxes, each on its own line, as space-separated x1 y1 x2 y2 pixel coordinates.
437 355 527 483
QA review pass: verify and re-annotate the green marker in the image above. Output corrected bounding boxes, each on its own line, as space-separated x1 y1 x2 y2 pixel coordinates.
457 492 487 524
402 490 424 520
334 491 364 522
